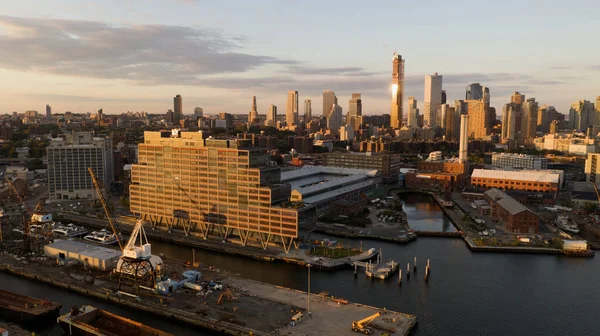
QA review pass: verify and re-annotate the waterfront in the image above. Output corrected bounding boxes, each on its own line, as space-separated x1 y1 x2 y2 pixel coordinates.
2 195 600 335
399 193 457 232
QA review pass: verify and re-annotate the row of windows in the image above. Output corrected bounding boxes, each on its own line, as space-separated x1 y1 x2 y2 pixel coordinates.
472 178 553 188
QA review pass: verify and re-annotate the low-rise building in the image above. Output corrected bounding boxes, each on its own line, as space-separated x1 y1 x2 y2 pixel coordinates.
484 188 539 234
491 153 548 170
324 151 403 181
471 169 561 195
44 240 122 271
405 160 468 191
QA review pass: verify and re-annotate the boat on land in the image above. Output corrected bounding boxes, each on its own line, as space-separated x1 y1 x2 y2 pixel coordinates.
83 229 124 245
556 216 579 234
0 289 61 327
52 223 88 238
58 305 172 336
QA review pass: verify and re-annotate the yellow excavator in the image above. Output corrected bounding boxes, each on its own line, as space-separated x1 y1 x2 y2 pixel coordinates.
351 312 381 334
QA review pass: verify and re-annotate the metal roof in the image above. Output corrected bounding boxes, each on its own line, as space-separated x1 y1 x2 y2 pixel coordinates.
473 169 560 184
301 180 376 205
45 240 121 261
484 188 532 215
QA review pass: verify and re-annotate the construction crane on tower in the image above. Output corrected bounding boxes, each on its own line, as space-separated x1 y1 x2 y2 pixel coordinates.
88 167 162 295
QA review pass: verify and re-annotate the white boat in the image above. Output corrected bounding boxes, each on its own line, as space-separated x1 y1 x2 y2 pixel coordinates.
52 223 88 238
83 229 123 245
470 203 477 209
556 216 579 234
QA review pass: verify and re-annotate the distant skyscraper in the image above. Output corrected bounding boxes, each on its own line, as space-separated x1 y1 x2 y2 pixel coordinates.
466 83 484 100
327 104 343 133
266 104 277 127
248 96 259 123
304 100 312 125
569 100 595 130
46 104 51 121
537 105 552 133
390 52 405 129
407 97 419 128
502 103 518 142
465 100 488 139
521 98 538 144
194 107 204 118
596 96 600 112
424 73 443 127
511 92 525 105
322 90 337 118
441 90 447 105
166 110 174 123
97 109 103 127
286 91 299 126
459 114 468 162
174 94 183 125
348 93 362 130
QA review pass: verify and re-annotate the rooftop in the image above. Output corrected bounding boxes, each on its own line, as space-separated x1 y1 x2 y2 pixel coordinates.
472 169 560 184
45 240 121 261
491 153 546 159
485 188 533 215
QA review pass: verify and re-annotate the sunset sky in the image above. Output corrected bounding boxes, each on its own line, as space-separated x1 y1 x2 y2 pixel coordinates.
1 0 599 116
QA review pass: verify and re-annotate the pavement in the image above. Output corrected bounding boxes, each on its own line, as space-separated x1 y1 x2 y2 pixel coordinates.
224 277 417 336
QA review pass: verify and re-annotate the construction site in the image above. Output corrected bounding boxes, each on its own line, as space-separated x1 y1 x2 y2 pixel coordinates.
0 169 417 335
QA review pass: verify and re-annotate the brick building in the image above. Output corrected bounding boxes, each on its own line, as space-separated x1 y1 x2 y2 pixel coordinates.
405 160 468 190
484 188 539 234
470 169 560 195
324 151 403 181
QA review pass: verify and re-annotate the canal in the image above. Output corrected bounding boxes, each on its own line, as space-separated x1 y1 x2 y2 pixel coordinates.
2 194 599 335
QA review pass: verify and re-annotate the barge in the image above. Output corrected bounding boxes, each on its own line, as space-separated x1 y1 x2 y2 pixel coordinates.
58 305 172 336
0 289 61 327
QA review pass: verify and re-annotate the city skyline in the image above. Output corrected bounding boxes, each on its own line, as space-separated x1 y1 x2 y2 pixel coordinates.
0 1 599 115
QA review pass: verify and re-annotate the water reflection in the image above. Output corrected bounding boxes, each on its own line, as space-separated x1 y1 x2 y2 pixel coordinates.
397 193 457 232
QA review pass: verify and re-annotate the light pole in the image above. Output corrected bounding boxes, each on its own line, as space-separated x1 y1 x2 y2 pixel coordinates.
307 263 311 317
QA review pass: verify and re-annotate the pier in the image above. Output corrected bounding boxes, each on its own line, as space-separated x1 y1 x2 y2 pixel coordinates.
0 253 417 336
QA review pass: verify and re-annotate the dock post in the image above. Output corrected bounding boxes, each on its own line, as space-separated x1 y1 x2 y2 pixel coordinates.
406 263 410 279
192 248 196 265
398 269 402 286
425 265 430 281
427 259 431 274
354 262 357 277
413 256 417 273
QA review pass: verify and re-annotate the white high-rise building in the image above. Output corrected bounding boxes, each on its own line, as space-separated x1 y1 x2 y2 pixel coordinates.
266 105 277 127
407 96 419 128
424 73 443 127
47 132 113 200
459 114 469 162
327 104 343 133
339 124 355 142
502 103 517 142
286 91 299 126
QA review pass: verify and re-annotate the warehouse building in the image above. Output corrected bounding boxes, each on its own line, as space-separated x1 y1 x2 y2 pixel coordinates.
484 189 539 234
281 166 380 209
44 240 121 271
471 169 561 195
324 151 403 181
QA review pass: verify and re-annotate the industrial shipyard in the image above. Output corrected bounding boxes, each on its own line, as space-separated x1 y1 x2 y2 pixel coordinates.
2 4 600 335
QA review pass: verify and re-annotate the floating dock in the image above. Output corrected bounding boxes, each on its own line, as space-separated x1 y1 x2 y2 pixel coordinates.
0 289 62 327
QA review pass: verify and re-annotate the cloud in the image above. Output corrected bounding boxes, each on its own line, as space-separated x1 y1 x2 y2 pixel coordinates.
0 15 296 85
549 66 573 70
287 65 383 77
587 64 600 71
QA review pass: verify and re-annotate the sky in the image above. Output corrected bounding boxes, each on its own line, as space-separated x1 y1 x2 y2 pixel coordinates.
0 0 599 117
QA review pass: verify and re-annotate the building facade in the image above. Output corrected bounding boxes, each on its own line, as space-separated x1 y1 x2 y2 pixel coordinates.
491 153 548 170
324 151 403 181
585 153 600 184
47 132 113 200
484 189 539 234
423 73 443 127
390 52 405 129
327 104 343 133
407 96 419 128
130 131 298 251
303 99 312 125
322 90 337 119
569 100 595 131
266 105 277 127
286 90 299 126
471 169 560 195
466 100 488 139
173 94 183 125
348 93 362 130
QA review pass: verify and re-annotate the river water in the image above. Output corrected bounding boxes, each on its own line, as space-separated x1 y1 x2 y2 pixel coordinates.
2 194 599 335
